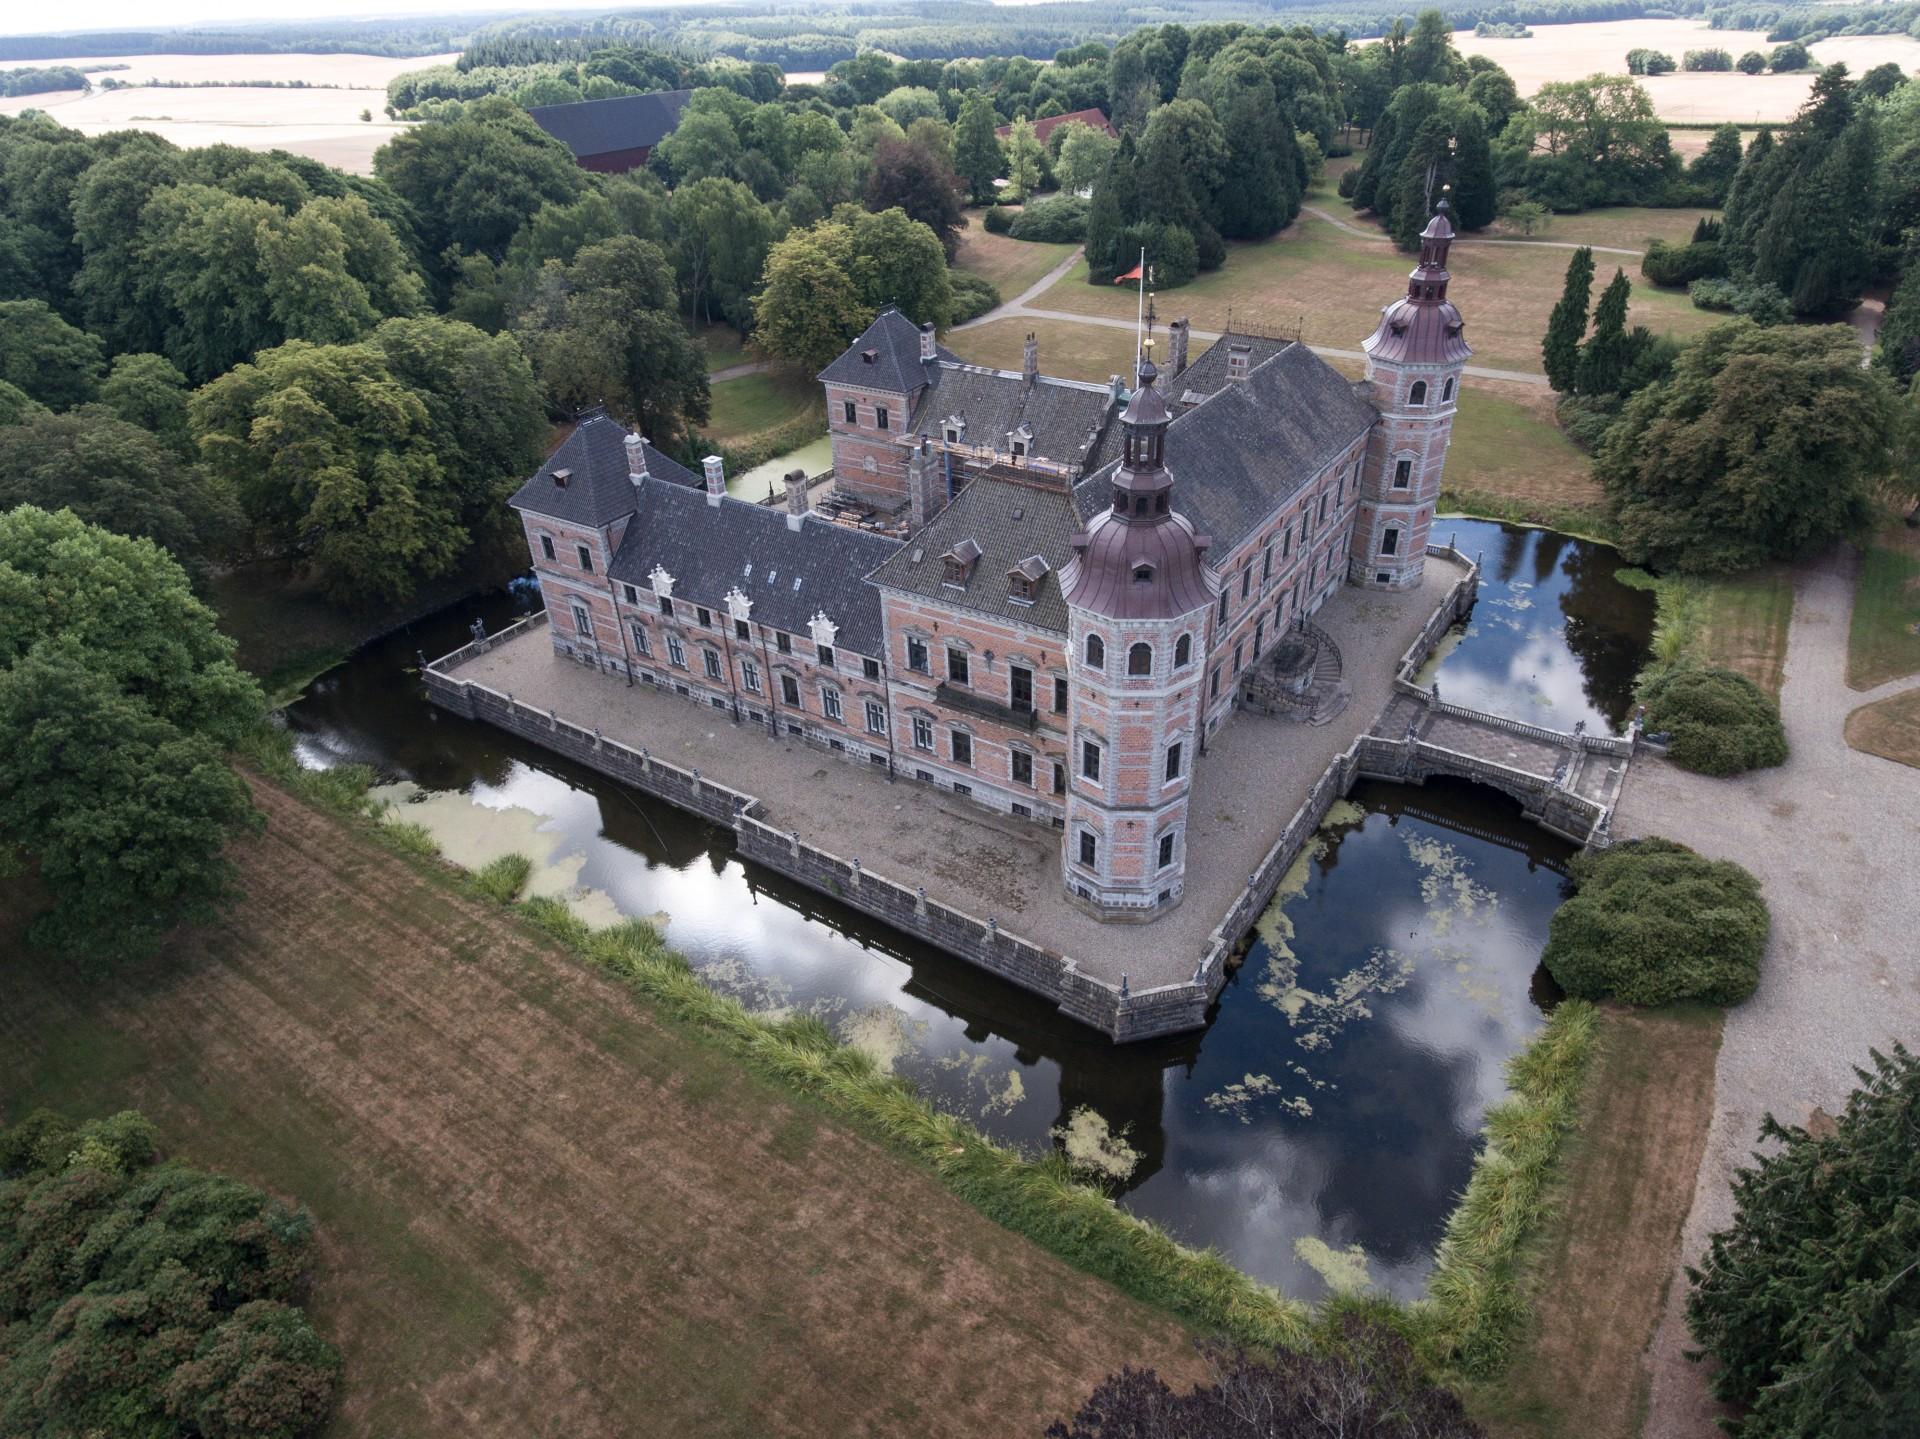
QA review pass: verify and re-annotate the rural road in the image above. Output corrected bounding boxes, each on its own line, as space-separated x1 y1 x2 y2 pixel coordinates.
1612 550 1920 1437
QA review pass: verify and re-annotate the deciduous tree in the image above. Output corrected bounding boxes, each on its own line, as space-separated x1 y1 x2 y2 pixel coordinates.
864 138 966 257
0 299 103 409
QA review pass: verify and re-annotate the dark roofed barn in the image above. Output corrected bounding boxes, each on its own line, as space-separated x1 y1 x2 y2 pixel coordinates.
528 90 694 173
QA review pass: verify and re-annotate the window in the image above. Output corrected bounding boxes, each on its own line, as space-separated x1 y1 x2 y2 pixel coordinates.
1377 571 1392 584
1078 831 1098 868
1053 762 1065 795
1233 640 1245 674
907 637 930 674
539 534 555 561
1253 618 1265 658
1174 634 1192 668
570 602 592 637
1085 634 1105 670
1282 525 1293 559
1081 740 1101 781
843 399 856 424
702 649 722 681
576 543 594 573
823 688 843 722
1410 379 1428 406
1127 642 1152 676
735 618 750 641
1011 750 1033 786
1240 568 1252 599
1210 667 1221 699
863 657 880 680
1262 543 1273 583
623 583 638 605
947 647 969 685
1054 676 1069 712
696 606 711 628
1011 802 1031 819
776 632 791 654
1393 459 1412 489
1165 742 1182 782
1442 376 1455 402
951 730 972 766
818 644 834 670
1158 832 1176 869
952 782 972 797
865 700 886 735
1010 665 1033 712
1217 588 1229 623
1382 528 1400 556
912 716 934 751
666 634 687 668
659 595 674 617
632 624 650 656
1131 563 1153 584
781 674 800 706
1319 494 1329 522
742 658 761 693
875 406 889 431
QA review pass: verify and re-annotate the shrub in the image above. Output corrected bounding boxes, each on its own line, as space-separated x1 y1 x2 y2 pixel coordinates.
473 852 533 903
1686 1045 1920 1439
1007 194 1087 243
947 271 1000 323
1738 51 1767 74
982 205 1014 234
1114 221 1198 288
1641 664 1789 775
1542 838 1768 1006
1769 42 1811 71
1684 48 1734 71
1626 48 1676 75
1642 240 1726 287
1688 277 1789 324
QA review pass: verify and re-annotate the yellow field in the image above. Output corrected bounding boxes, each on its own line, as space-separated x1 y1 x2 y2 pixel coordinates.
0 52 453 174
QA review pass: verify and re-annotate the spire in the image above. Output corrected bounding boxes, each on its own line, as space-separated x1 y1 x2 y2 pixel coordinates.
1111 350 1172 519
1407 188 1455 304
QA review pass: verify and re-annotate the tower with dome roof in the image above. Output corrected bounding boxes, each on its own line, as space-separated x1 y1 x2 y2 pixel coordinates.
1059 349 1219 920
1348 193 1472 591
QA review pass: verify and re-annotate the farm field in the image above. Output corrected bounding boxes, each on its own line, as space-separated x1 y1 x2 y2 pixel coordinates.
0 52 451 173
1449 19 1920 122
0 779 1201 1438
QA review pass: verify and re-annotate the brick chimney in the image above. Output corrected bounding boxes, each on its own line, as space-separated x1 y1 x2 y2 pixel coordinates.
625 432 648 485
783 469 808 531
1227 341 1252 383
702 454 725 507
920 321 936 362
1168 318 1190 378
908 434 942 532
1022 331 1038 388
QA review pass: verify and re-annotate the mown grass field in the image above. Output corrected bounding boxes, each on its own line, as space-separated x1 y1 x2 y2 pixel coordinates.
1694 566 1796 697
703 368 820 448
1465 1005 1723 1439
1845 688 1920 769
954 209 1080 299
698 322 748 372
1482 206 1714 251
0 780 1201 1438
1847 520 1920 689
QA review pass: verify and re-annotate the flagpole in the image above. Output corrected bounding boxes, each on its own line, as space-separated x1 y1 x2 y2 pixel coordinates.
1134 245 1146 386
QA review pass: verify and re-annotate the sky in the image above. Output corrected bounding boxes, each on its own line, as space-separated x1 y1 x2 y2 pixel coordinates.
2 2 641 38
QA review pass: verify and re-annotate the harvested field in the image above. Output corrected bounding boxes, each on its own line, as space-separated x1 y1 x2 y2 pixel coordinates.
0 779 1201 1438
954 212 1080 299
1666 127 1762 162
1466 1005 1723 1439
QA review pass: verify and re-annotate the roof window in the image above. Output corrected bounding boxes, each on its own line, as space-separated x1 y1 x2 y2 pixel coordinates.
552 467 572 488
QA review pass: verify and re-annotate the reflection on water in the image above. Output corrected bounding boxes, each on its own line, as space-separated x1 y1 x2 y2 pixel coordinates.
731 435 833 500
1425 518 1655 732
286 556 1632 1297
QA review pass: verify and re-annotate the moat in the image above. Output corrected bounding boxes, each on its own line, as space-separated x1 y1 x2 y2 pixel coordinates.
284 517 1651 1300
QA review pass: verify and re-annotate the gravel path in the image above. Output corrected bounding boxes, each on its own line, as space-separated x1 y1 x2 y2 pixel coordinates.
1299 204 1646 257
1614 549 1920 1437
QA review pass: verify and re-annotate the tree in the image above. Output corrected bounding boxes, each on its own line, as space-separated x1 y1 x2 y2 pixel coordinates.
1858 61 1906 99
1084 134 1139 283
0 379 42 426
845 206 954 327
1045 1316 1483 1438
98 352 194 453
864 138 966 257
651 106 742 185
753 221 872 374
257 194 427 345
875 85 941 129
668 176 774 325
1769 42 1812 73
1596 320 1899 572
0 409 241 577
0 299 103 409
1687 1045 1920 1439
1003 118 1045 203
164 1302 344 1439
1737 51 1767 76
952 91 1003 203
1687 123 1745 204
1465 67 1520 134
1053 122 1118 196
1576 268 1632 396
1543 246 1594 393
1404 9 1460 87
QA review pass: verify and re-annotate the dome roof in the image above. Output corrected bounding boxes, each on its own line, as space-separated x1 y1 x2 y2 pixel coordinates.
1363 196 1473 367
1063 507 1213 619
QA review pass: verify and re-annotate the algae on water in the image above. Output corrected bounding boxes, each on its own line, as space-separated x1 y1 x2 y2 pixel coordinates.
1052 1106 1142 1180
1293 1236 1374 1295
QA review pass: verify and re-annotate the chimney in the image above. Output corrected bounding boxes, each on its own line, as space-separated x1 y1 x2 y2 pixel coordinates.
625 432 647 484
1168 319 1190 378
908 434 942 532
702 454 725 506
1227 341 1252 383
920 321 936 363
1022 331 1038 388
783 469 808 531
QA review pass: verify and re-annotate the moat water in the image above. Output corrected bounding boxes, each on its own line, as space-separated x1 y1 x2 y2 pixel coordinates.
283 519 1651 1300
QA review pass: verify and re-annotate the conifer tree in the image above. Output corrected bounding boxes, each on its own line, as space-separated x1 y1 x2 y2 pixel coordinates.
1543 246 1594 393
952 91 1003 204
1083 135 1138 283
1576 268 1632 395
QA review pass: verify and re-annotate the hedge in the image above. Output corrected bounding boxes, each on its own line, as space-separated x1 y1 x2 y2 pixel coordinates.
1641 665 1788 776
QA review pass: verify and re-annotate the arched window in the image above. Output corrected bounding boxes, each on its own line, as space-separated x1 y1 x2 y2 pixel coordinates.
1409 380 1428 406
1085 633 1105 669
1128 642 1152 676
1441 376 1455 402
1174 634 1192 668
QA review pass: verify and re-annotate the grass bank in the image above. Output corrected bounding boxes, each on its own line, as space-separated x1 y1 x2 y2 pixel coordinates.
1846 520 1920 690
693 369 827 476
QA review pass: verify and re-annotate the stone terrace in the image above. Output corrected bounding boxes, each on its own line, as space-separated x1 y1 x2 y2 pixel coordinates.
451 560 1460 990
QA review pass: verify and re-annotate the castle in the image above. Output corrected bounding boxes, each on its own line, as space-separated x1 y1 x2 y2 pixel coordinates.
510 206 1470 922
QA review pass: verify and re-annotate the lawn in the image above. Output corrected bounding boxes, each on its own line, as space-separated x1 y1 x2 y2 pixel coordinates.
1696 566 1796 697
944 315 1138 383
699 322 747 373
1465 1004 1724 1439
1844 688 1920 770
0 779 1201 1438
954 209 1079 300
1026 210 1720 376
1441 380 1602 528
1482 207 1715 251
703 368 821 448
1846 521 1920 689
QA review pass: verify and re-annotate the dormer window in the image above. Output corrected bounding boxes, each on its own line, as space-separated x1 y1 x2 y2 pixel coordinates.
1009 573 1035 601
1008 554 1048 605
944 415 966 445
1132 563 1154 584
552 467 572 488
941 538 981 589
861 348 877 365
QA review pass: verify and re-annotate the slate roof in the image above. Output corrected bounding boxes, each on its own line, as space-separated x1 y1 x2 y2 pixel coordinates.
817 306 958 396
509 413 700 528
868 476 1080 635
906 364 1121 474
528 90 693 159
1168 333 1294 409
1073 344 1377 554
607 479 902 657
